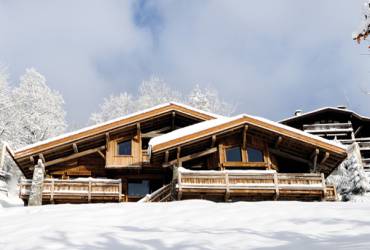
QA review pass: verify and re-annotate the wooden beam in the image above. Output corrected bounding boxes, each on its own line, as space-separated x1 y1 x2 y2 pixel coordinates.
172 111 176 130
269 148 313 167
355 125 363 136
211 135 216 148
176 147 181 167
242 125 249 150
44 146 106 167
320 152 330 165
72 143 79 153
97 150 105 160
168 147 218 166
164 150 169 164
142 126 172 138
275 136 283 148
105 133 110 152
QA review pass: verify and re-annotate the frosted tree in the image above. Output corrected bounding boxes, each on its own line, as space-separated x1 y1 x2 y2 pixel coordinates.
187 84 234 116
137 76 182 110
0 67 14 143
90 92 135 124
353 1 370 43
11 68 67 147
89 76 235 124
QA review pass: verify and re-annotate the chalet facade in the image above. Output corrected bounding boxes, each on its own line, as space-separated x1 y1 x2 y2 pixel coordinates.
5 103 347 204
281 106 370 177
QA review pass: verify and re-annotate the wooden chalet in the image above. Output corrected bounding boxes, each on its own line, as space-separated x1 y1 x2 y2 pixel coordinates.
281 106 370 176
11 104 347 205
149 114 346 201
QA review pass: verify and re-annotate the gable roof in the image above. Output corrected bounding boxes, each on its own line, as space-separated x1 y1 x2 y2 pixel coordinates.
149 114 347 155
14 102 222 160
280 107 370 124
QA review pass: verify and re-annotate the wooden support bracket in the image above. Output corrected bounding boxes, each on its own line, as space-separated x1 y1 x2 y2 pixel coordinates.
320 152 330 165
72 143 79 153
275 136 283 148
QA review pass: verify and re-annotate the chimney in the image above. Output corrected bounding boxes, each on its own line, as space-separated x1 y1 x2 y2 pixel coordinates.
294 109 303 116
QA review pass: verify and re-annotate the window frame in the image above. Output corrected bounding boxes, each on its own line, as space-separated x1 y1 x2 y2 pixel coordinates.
116 138 133 157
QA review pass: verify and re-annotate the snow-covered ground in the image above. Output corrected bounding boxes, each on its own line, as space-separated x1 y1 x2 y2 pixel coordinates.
1 201 370 250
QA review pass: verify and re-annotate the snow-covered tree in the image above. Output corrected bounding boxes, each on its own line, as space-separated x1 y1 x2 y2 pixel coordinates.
327 143 369 201
137 76 182 110
0 67 13 143
89 92 135 124
89 76 235 124
11 68 66 147
187 84 234 116
353 1 370 43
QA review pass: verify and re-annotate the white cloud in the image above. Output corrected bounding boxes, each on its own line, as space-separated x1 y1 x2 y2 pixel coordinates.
0 0 368 124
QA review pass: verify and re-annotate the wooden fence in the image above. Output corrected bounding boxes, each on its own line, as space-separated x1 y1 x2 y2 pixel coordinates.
19 178 123 204
176 169 337 201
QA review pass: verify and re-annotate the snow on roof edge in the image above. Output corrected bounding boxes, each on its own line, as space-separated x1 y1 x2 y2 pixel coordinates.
149 113 347 152
15 102 223 154
279 106 370 123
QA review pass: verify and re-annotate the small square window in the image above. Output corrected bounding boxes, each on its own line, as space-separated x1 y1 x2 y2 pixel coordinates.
226 147 242 162
247 147 264 162
117 140 132 155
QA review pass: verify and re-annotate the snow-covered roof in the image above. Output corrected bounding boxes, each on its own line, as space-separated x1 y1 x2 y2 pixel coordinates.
15 102 222 156
280 106 370 123
149 114 347 152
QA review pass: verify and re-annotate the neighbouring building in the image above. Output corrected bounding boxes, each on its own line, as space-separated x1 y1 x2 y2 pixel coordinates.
280 106 370 178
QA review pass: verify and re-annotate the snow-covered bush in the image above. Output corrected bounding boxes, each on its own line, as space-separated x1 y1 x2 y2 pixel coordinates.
327 143 369 201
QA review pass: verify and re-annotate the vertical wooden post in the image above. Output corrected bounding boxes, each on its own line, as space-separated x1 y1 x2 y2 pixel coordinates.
177 169 182 200
118 181 122 202
224 171 230 202
88 180 92 203
50 179 55 204
273 172 279 201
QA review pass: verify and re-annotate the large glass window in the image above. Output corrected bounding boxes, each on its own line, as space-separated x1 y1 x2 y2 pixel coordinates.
117 140 132 155
247 147 264 162
225 147 242 162
128 180 149 196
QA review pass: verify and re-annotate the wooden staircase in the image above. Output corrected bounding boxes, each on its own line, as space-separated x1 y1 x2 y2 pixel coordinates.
138 183 173 202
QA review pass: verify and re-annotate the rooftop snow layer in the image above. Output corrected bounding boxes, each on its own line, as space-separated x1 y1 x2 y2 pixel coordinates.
149 114 347 151
15 102 223 153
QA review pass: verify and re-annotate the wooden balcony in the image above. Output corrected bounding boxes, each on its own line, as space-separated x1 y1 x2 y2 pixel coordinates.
176 169 337 201
19 178 123 204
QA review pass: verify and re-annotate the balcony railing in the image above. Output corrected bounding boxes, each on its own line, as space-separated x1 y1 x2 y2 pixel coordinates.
176 168 336 201
19 178 123 204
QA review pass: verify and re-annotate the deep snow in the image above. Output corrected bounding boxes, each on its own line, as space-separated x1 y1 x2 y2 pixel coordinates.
1 200 370 250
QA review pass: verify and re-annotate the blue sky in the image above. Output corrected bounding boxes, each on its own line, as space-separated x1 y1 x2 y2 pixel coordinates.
0 0 369 125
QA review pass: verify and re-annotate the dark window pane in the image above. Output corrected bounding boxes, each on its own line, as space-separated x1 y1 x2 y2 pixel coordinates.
247 147 264 162
117 140 131 155
128 180 149 196
226 147 242 162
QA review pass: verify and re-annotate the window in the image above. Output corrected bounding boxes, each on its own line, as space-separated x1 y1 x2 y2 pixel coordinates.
226 147 242 162
247 147 264 162
117 140 132 155
128 180 149 196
